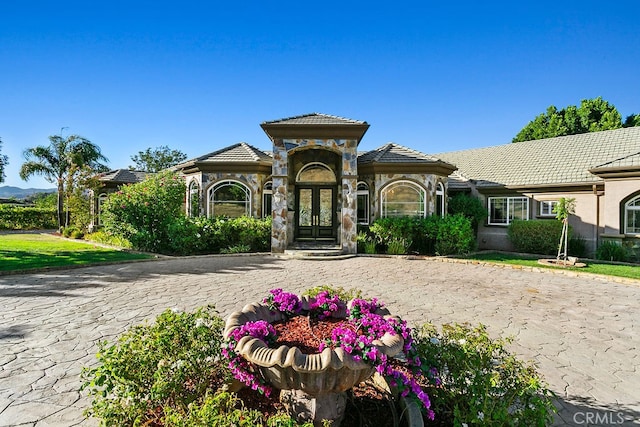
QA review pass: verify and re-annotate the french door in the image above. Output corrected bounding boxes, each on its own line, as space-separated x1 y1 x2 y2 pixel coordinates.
296 185 336 240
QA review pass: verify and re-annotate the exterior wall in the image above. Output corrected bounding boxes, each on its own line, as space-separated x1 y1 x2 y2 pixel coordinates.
197 172 271 218
271 139 289 253
601 178 640 234
475 190 601 256
369 173 440 222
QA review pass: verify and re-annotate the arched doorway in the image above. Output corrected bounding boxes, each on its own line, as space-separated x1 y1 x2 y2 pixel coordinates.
295 161 338 241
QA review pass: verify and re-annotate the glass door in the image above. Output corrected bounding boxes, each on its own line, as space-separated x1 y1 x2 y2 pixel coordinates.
296 186 336 240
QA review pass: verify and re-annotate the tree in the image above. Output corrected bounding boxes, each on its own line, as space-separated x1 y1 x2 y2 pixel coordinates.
19 133 108 228
624 113 640 127
513 97 624 142
553 197 576 263
129 146 187 173
0 138 8 183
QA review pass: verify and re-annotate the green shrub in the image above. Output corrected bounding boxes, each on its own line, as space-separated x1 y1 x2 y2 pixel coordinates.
507 220 565 255
387 237 411 254
369 216 439 254
0 206 57 230
435 214 475 255
101 171 186 253
84 230 132 249
414 322 555 426
62 225 84 239
368 215 474 255
447 193 487 231
81 306 229 425
163 391 310 426
568 235 588 258
596 241 630 262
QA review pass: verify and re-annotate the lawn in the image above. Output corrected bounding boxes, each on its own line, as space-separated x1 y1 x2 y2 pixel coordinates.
0 233 152 272
466 252 640 281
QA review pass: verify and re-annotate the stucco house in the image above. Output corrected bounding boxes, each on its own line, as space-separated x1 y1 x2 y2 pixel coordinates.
437 126 640 257
97 113 640 258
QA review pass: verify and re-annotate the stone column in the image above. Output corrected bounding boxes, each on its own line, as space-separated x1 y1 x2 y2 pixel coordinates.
271 142 288 253
341 139 359 254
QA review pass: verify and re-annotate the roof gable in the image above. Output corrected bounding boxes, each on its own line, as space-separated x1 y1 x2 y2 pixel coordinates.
262 113 367 126
358 143 445 164
193 142 272 163
99 169 149 184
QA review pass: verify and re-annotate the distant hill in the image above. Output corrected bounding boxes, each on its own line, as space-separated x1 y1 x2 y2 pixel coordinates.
0 186 56 199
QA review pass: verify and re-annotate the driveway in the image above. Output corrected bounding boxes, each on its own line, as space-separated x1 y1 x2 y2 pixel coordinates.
0 255 638 426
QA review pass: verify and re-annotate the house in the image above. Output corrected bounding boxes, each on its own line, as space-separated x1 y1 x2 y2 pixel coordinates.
172 113 456 254
99 113 640 258
436 126 640 257
90 169 149 229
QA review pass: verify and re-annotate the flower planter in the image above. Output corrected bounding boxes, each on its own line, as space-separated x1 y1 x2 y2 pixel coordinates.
224 299 405 426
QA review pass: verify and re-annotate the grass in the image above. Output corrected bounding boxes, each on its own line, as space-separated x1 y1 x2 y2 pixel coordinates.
466 252 640 281
0 233 152 272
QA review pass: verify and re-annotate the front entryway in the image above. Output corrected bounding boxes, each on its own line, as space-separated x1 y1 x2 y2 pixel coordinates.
295 185 336 241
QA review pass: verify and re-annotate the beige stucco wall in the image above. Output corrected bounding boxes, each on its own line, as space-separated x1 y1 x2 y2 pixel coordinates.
601 178 640 235
475 190 602 256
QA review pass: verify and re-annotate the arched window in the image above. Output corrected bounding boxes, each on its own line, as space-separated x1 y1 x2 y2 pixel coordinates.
208 180 251 218
380 181 426 218
435 182 445 217
296 162 336 183
188 180 200 217
357 182 370 224
263 181 272 219
97 193 108 226
625 195 640 234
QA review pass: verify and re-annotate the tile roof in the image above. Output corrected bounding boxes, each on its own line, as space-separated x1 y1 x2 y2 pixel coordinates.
182 142 272 165
436 127 640 188
592 151 640 169
98 169 148 184
358 143 449 164
262 113 367 125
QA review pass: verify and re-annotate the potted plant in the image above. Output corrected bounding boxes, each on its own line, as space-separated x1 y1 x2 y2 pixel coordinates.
223 288 436 426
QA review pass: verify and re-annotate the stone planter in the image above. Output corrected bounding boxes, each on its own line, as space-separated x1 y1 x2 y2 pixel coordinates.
224 299 405 426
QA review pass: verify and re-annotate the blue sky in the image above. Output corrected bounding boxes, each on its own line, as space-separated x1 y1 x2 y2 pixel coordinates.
1 1 639 188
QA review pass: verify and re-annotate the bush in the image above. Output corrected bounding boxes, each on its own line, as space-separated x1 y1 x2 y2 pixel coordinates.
369 216 439 254
101 171 186 253
596 241 630 262
81 306 308 426
84 230 132 249
62 225 84 239
368 215 475 256
81 306 230 425
414 322 556 426
435 214 475 255
447 193 487 231
507 220 565 255
0 206 57 230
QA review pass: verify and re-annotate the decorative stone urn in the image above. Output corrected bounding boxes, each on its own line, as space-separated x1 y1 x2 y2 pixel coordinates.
224 299 405 427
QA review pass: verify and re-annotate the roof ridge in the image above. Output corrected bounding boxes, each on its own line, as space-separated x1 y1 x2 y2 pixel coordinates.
594 150 640 168
262 112 366 125
373 143 394 162
238 142 264 161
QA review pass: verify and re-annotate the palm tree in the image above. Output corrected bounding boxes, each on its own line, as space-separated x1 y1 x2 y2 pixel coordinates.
20 134 108 228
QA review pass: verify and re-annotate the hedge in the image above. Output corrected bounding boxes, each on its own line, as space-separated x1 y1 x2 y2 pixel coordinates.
0 206 57 230
507 219 565 255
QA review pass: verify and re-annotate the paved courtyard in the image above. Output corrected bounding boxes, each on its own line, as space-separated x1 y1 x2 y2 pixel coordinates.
0 255 639 426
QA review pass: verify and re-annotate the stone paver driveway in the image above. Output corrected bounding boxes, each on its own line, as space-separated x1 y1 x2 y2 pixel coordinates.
1 255 639 426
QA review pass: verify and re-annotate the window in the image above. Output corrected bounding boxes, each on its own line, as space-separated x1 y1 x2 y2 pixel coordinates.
488 196 529 225
208 180 251 218
97 193 108 226
296 163 336 183
188 180 200 217
539 200 558 217
263 181 272 219
356 182 369 224
625 195 640 234
435 182 445 217
380 181 426 218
